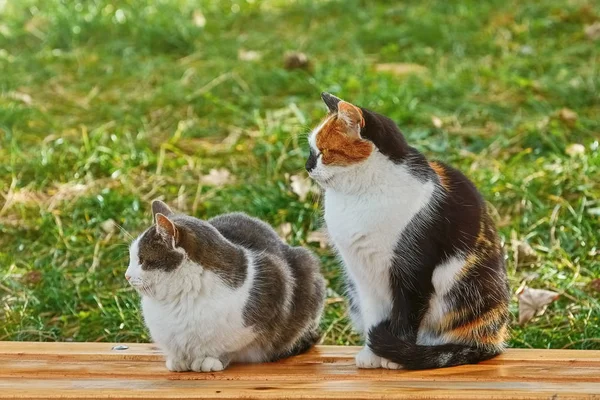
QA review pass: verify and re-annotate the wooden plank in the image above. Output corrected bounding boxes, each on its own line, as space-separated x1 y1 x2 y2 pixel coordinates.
1 342 599 399
2 378 600 400
2 358 600 383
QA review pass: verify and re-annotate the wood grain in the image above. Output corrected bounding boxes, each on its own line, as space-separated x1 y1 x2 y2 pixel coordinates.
1 342 599 399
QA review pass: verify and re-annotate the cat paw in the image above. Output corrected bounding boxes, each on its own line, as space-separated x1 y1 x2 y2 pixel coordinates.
381 358 402 370
166 358 189 372
355 347 382 369
191 356 225 373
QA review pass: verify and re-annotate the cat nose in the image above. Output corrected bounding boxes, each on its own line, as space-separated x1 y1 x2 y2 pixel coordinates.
125 274 131 281
306 148 318 172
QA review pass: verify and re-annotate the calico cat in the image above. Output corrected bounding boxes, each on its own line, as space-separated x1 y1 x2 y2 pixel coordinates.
125 200 326 372
305 93 510 370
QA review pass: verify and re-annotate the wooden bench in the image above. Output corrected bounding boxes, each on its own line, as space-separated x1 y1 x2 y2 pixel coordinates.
1 342 599 399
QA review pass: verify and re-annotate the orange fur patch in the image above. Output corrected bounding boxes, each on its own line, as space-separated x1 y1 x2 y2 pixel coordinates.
316 115 373 166
429 161 450 190
445 304 509 346
456 252 480 280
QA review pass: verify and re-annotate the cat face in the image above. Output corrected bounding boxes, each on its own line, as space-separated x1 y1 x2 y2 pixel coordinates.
125 201 188 298
306 93 374 188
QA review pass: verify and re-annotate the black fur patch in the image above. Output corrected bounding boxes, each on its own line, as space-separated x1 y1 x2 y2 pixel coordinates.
321 92 342 113
370 321 501 370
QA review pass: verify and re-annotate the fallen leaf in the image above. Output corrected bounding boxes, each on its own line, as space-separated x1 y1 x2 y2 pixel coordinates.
284 51 310 70
200 168 233 187
511 239 538 267
584 22 600 41
307 228 329 249
100 219 117 234
431 116 443 128
375 63 427 76
23 270 42 285
9 91 32 105
277 222 292 240
290 174 312 201
238 49 262 62
518 287 559 325
589 279 600 292
566 143 585 157
558 108 578 125
192 10 206 27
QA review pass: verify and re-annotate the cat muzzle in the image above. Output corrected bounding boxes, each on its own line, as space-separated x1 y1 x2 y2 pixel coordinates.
305 149 319 172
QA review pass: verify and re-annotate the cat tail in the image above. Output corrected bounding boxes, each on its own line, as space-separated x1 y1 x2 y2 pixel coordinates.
368 322 501 370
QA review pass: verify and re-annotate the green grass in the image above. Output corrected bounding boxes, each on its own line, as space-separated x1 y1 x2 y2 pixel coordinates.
1 0 598 349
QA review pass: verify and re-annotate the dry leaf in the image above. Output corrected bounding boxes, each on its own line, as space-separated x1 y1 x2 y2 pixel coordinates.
375 63 427 76
558 108 578 125
192 10 206 27
100 219 117 234
200 168 232 187
9 91 32 105
307 228 329 249
277 222 292 240
511 239 538 267
431 116 443 128
518 287 559 325
284 51 310 70
23 270 42 285
584 22 600 41
290 175 312 201
566 143 585 157
238 49 262 62
589 279 600 292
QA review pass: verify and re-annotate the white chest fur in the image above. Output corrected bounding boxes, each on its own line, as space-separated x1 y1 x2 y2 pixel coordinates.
141 260 257 363
323 154 436 334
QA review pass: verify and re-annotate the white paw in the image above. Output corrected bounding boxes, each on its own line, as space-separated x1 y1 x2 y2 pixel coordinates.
381 357 402 370
355 347 382 369
191 357 225 373
166 358 189 372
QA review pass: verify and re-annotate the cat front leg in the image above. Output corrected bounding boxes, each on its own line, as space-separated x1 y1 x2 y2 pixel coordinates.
190 354 230 372
354 283 396 369
165 355 190 372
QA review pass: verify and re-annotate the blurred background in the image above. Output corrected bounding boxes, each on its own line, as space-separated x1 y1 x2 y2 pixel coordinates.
0 0 598 349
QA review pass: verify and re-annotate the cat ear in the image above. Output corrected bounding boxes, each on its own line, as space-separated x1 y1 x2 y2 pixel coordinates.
321 92 342 113
151 200 173 222
155 213 179 244
337 101 365 138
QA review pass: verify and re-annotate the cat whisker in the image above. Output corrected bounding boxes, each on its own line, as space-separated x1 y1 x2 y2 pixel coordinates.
111 222 135 240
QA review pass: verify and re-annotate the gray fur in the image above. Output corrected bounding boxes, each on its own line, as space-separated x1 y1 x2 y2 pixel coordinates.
138 202 326 362
210 212 326 362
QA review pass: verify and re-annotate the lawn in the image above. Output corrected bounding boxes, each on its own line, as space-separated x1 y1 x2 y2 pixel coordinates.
0 0 598 349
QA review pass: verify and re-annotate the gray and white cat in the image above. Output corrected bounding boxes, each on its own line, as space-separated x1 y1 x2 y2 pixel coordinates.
125 200 326 372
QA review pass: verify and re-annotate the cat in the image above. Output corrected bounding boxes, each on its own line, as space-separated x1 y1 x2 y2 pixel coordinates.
125 200 326 372
305 92 510 370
